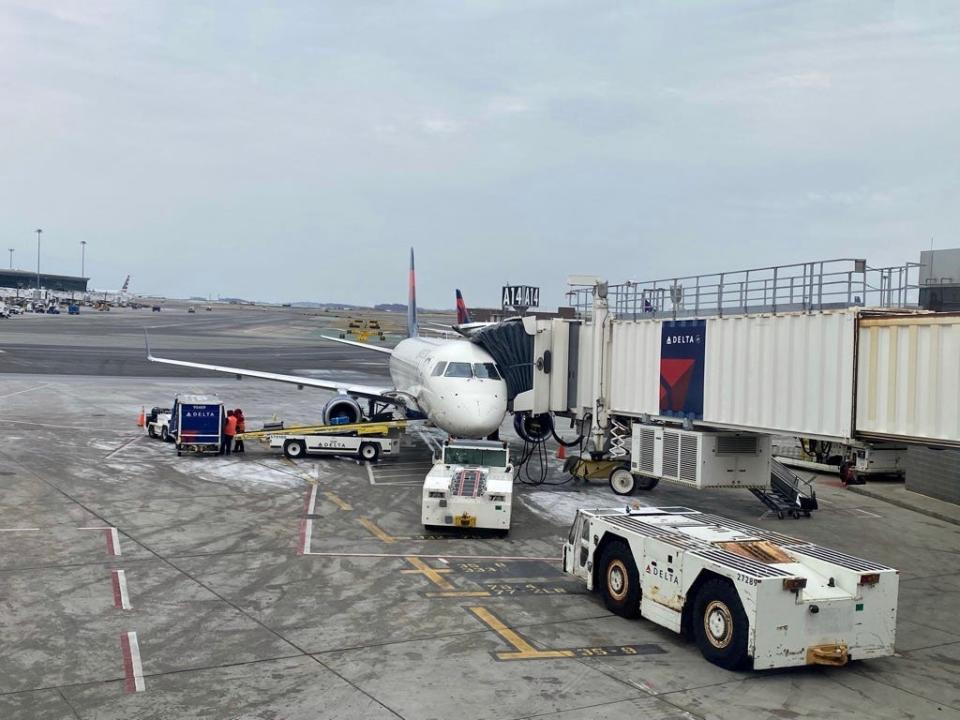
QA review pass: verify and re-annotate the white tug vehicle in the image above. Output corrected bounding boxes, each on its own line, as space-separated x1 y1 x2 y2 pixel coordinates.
422 439 514 534
563 506 898 670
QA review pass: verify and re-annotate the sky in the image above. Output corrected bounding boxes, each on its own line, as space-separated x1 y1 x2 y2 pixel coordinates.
0 1 958 308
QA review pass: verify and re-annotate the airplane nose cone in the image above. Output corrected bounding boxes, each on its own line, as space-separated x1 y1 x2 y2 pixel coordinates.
446 393 507 438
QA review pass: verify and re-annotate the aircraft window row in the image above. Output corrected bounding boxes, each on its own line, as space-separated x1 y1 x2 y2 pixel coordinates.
473 363 502 380
444 362 473 378
433 361 504 379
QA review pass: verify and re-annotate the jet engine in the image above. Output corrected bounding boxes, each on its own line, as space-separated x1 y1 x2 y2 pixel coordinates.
514 412 553 443
322 396 364 425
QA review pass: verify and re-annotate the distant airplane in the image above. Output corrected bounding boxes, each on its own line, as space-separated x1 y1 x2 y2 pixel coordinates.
91 274 132 302
146 250 508 438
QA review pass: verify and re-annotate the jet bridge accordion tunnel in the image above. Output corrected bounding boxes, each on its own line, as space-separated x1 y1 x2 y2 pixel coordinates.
499 303 960 492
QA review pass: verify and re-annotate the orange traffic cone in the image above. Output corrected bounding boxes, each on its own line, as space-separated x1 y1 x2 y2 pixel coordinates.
137 406 145 428
556 445 566 460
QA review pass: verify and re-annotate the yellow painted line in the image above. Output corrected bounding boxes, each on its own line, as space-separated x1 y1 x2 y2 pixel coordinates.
425 591 492 598
324 492 352 511
358 518 396 544
468 606 575 660
403 556 454 590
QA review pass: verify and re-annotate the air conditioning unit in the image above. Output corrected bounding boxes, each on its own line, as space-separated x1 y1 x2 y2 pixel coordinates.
630 425 771 489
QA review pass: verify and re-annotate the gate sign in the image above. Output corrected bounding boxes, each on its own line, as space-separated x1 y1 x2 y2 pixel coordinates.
502 285 540 310
659 319 706 420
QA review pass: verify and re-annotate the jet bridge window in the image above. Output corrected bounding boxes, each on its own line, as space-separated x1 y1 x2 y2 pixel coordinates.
472 363 502 380
431 362 448 377
444 362 473 378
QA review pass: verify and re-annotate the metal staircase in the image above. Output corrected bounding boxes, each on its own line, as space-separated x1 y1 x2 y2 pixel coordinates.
750 459 818 519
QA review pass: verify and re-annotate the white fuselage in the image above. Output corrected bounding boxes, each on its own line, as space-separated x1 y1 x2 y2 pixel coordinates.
388 337 508 438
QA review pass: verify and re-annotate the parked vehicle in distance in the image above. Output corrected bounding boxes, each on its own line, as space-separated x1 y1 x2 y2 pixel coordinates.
152 305 162 312
145 407 173 441
169 394 223 456
45 306 60 315
187 306 196 313
68 304 80 315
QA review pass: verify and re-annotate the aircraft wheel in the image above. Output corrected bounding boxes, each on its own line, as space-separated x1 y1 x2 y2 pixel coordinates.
693 578 750 670
359 442 380 462
598 541 641 618
283 439 306 459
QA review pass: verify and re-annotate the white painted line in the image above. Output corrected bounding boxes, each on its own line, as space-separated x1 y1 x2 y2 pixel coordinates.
0 383 50 399
0 528 41 532
854 508 883 518
105 434 145 460
112 569 132 610
124 631 146 692
305 551 559 561
302 483 319 555
366 461 376 485
0 418 128 433
109 527 122 556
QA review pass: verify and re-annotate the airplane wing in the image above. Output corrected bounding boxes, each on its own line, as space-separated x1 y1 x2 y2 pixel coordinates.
144 332 394 401
318 335 394 355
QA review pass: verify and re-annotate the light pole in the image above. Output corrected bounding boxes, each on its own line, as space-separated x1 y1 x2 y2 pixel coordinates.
8 248 12 270
80 240 86 278
35 228 42 292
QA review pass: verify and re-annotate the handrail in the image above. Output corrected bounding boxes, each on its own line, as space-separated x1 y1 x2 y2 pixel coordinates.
567 258 920 320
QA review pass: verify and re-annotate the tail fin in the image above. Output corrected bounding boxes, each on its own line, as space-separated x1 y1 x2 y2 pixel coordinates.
455 289 471 324
407 248 418 337
121 275 130 292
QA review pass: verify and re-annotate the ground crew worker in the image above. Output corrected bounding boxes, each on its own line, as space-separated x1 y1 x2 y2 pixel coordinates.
222 410 237 455
233 408 245 453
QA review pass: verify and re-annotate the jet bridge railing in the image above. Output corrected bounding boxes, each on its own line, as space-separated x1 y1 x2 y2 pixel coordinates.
567 258 920 320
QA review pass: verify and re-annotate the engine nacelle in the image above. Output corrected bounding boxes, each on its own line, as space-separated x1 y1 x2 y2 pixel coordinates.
322 396 364 425
514 412 553 443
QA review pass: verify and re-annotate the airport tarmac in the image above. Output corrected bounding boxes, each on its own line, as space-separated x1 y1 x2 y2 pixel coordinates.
1 308 960 719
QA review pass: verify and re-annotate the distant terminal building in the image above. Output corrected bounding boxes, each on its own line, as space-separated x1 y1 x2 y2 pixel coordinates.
0 269 89 293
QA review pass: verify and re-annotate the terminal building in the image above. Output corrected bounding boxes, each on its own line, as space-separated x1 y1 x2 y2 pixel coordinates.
0 269 89 293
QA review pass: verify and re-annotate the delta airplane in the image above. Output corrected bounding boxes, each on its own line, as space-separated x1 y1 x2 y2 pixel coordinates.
146 250 508 438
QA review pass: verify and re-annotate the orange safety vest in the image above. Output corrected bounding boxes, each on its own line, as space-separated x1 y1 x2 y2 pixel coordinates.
224 415 238 437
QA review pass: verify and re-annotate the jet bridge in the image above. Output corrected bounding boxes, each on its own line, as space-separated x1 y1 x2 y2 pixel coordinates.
512 257 960 494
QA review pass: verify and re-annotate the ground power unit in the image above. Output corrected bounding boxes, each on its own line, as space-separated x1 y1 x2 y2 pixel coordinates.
630 425 771 489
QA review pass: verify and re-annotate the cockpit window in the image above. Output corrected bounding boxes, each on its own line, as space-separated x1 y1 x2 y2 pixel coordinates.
431 362 447 377
472 363 501 380
444 362 473 378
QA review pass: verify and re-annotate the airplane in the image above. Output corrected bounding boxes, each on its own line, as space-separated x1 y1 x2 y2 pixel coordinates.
145 249 508 438
90 275 132 304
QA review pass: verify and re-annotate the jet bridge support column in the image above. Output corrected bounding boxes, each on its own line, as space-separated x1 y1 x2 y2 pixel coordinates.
590 282 610 450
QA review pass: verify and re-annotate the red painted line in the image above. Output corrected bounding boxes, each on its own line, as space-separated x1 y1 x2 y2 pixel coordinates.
105 529 117 556
120 632 136 694
111 571 123 609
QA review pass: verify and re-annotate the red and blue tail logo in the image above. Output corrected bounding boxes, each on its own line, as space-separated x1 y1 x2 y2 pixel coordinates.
455 289 471 325
407 248 418 337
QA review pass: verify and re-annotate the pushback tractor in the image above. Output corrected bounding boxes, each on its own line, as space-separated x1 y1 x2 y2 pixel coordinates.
563 506 898 670
422 439 515 534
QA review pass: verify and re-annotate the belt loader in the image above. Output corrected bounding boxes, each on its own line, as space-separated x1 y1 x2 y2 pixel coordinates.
563 506 898 670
